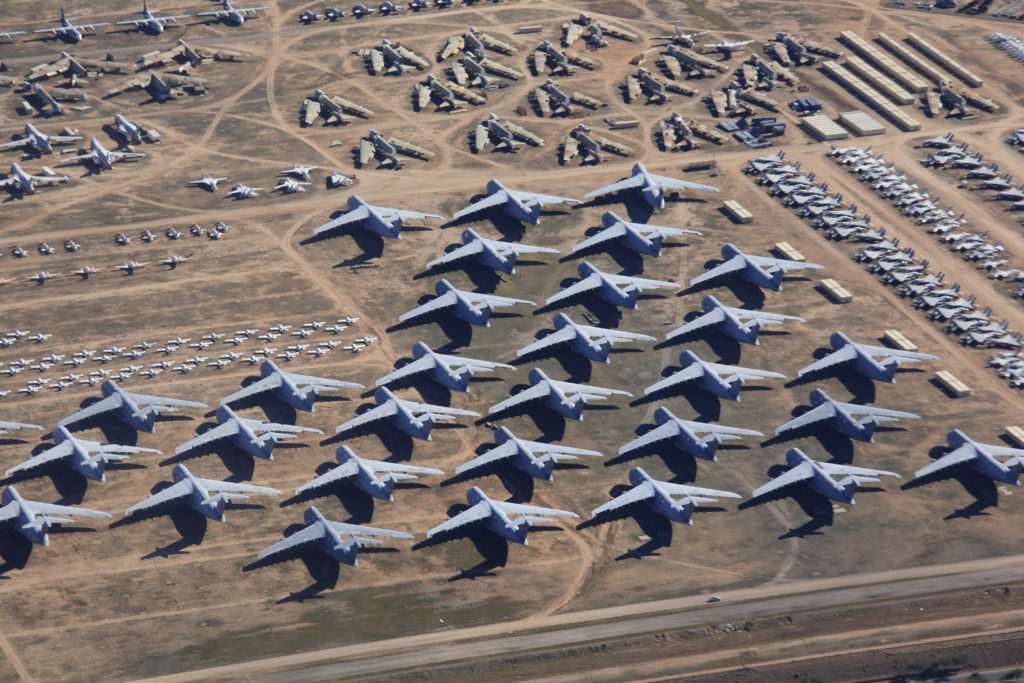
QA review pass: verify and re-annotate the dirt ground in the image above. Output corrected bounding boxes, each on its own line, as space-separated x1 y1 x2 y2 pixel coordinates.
0 0 1023 680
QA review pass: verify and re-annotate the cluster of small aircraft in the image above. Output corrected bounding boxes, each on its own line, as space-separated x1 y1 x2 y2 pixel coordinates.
187 165 355 199
298 0 500 23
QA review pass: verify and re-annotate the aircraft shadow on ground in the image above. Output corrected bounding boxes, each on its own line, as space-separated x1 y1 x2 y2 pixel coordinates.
783 351 878 404
629 373 724 422
440 458 538 503
386 300 476 351
158 432 259 483
759 409 856 464
280 473 378 525
531 284 625 329
677 263 768 311
511 338 596 383
559 232 648 276
654 320 744 366
477 385 569 442
901 446 999 519
361 362 457 407
739 464 836 538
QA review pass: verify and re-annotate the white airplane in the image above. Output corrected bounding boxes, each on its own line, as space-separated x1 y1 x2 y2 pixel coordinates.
0 124 81 154
64 139 145 171
655 21 708 47
33 8 109 43
644 349 785 400
583 162 718 209
666 295 804 345
0 420 44 435
515 312 654 363
705 39 753 56
220 359 363 412
5 425 160 482
175 405 322 461
188 174 228 191
0 486 111 546
274 178 309 194
57 379 207 433
258 506 413 565
774 389 920 443
225 183 262 199
797 332 938 383
197 0 269 26
545 261 676 310
113 114 145 144
571 211 702 257
0 162 69 194
124 464 279 521
915 430 1024 484
0 30 26 42
334 387 480 441
116 0 190 34
456 426 602 481
618 406 763 461
26 271 62 285
591 467 740 525
452 179 579 225
752 448 900 504
399 278 534 327
689 244 824 292
294 445 444 500
426 228 559 275
375 342 512 392
426 486 577 544
488 368 631 421
312 195 443 239
280 164 318 181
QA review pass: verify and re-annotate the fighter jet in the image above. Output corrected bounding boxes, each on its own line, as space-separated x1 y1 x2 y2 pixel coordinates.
584 163 718 210
488 368 631 421
0 420 44 436
456 426 602 482
358 129 433 168
515 313 654 363
258 507 413 565
293 446 444 500
0 124 82 155
0 162 69 194
197 0 269 26
689 244 824 292
363 38 430 75
426 486 577 544
57 380 207 433
273 178 309 194
644 349 785 400
220 359 363 412
665 295 804 345
571 211 702 257
473 113 544 153
312 195 442 239
225 183 261 199
32 8 109 43
426 229 559 274
5 425 159 482
334 387 479 441
124 464 279 521
399 279 533 327
116 0 190 34
705 39 754 56
618 406 763 461
545 261 677 311
63 138 145 171
774 389 920 443
452 179 579 225
752 448 900 504
113 114 145 144
188 174 227 191
0 486 111 546
175 405 322 461
797 332 938 383
415 74 485 111
279 164 318 181
375 342 512 392
591 467 740 524
914 430 1024 484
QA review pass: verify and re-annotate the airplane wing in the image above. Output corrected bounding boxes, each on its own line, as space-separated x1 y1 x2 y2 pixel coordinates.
472 291 534 307
29 501 111 518
665 308 725 340
334 402 399 433
591 481 655 515
0 139 29 150
359 138 376 165
493 500 578 518
257 523 323 559
425 240 484 269
4 441 74 476
312 206 371 235
0 502 18 523
582 175 645 200
515 327 576 357
751 462 814 499
570 224 626 253
509 189 579 206
455 441 518 474
748 254 824 272
555 379 631 398
29 172 69 184
544 275 600 306
220 374 284 405
402 400 479 417
0 420 44 432
374 356 435 386
427 501 491 537
367 460 444 476
796 346 858 377
855 343 939 362
327 520 412 539
617 422 678 454
125 479 193 515
56 394 122 428
195 478 280 494
658 481 741 499
174 422 239 454
688 255 746 288
488 383 551 414
124 391 207 409
502 242 560 256
391 208 443 221
643 364 705 395
281 371 363 389
398 291 457 322
647 173 719 193
843 404 920 420
774 404 835 433
452 191 510 220
294 461 361 494
594 327 656 344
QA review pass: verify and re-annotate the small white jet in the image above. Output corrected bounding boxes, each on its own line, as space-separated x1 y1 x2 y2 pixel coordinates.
197 0 269 26
375 341 512 392
280 164 318 181
188 174 228 191
113 114 145 144
456 426 603 481
545 261 676 310
643 349 785 400
426 228 559 274
33 8 109 43
618 406 763 461
752 448 900 504
0 123 81 154
797 332 938 383
312 195 442 239
293 445 444 500
258 506 413 565
399 278 534 327
225 183 262 199
274 178 309 194
175 405 322 461
0 486 111 546
515 312 654 363
583 162 718 209
220 359 363 412
0 420 44 435
655 21 708 47
488 368 631 421
914 430 1024 484
452 179 579 225
334 387 479 441
57 379 207 433
689 244 824 292
571 211 702 257
666 295 804 345
5 425 160 481
116 0 190 34
774 389 920 443
426 486 578 544
591 467 740 525
64 138 145 171
124 464 279 521
705 39 754 56
0 162 69 194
